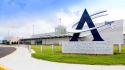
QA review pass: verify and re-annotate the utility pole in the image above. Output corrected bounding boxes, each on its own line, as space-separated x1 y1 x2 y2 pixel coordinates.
59 18 62 26
7 30 10 45
32 24 34 35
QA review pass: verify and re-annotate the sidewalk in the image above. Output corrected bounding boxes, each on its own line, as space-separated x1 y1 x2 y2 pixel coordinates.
0 45 125 70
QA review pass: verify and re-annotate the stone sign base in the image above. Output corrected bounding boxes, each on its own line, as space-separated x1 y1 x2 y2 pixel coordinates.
62 41 113 54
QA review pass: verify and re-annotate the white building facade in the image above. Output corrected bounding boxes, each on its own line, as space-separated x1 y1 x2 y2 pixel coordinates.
20 20 125 45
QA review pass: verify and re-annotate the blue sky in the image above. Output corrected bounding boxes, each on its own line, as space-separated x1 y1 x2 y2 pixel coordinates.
0 0 82 19
0 0 125 39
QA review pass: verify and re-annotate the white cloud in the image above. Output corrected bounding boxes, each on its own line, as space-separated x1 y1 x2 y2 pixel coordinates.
56 9 80 27
0 16 55 39
18 19 55 38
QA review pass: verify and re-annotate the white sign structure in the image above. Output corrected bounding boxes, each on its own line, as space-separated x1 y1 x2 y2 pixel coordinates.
62 41 113 54
62 9 123 54
61 20 123 54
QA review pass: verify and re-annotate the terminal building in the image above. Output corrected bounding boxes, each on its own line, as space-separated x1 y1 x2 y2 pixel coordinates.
19 20 125 45
20 25 83 45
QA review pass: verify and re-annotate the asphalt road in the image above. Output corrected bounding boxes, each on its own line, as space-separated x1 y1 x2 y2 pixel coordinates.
0 47 16 58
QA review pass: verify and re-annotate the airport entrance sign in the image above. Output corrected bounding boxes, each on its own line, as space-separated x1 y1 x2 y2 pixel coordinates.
62 41 113 54
62 9 123 54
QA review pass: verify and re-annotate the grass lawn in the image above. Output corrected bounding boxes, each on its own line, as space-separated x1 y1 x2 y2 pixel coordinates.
31 45 125 65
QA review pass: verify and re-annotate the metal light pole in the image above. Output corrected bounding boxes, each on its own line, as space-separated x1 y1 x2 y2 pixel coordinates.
32 24 35 35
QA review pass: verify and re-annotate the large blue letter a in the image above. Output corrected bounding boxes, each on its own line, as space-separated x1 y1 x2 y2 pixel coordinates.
70 9 104 41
